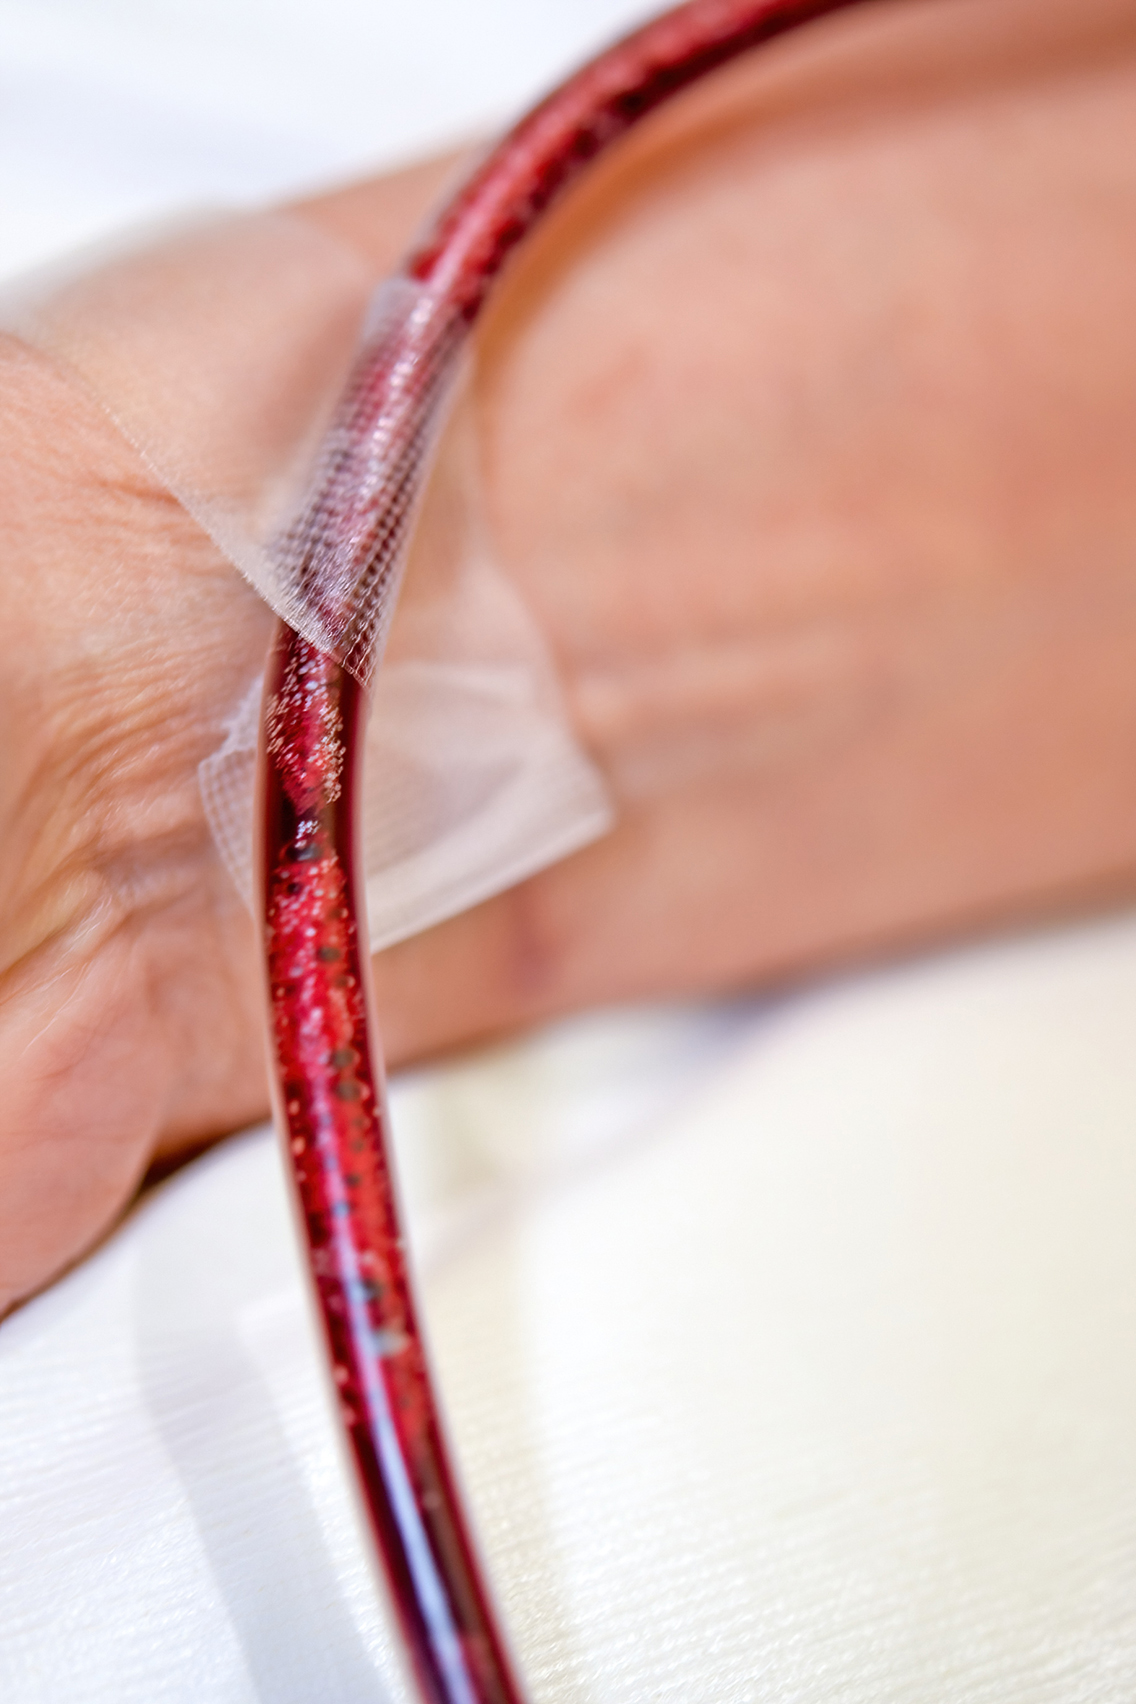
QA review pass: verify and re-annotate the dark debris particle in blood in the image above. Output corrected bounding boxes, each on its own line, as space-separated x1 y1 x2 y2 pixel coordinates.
262 7 882 1702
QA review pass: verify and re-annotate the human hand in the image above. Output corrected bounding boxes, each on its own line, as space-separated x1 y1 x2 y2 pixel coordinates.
3 0 1135 1311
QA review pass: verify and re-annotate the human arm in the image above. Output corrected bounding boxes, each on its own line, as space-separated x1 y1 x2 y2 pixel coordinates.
3 0 1135 1309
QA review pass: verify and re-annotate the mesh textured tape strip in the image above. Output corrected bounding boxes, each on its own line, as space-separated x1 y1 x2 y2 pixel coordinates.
0 208 612 949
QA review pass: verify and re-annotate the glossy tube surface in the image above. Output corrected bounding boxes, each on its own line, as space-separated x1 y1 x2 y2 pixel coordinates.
260 3 882 1700
262 633 516 1701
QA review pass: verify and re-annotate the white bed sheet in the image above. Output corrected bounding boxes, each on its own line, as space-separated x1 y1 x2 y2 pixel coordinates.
6 916 1136 1700
2 2 1136 1698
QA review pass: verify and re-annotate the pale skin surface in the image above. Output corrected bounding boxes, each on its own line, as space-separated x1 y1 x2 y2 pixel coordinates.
2 0 1136 1311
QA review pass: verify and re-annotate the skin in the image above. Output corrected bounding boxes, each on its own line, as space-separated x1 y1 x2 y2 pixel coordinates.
2 0 1136 1311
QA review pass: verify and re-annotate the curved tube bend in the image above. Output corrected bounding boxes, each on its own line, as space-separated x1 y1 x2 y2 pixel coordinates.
259 4 883 1700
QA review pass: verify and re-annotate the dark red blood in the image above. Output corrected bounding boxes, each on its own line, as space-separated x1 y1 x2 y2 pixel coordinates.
263 629 521 1703
261 4 882 1701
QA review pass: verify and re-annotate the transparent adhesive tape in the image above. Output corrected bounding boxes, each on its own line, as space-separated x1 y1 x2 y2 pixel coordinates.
0 210 612 948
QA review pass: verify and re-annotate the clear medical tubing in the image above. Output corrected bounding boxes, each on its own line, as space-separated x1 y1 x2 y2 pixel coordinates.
259 2 879 1700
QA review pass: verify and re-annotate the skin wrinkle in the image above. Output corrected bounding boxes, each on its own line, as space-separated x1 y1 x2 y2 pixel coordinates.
0 939 161 1297
571 621 892 796
2 0 1136 1308
0 350 270 1193
18 670 218 968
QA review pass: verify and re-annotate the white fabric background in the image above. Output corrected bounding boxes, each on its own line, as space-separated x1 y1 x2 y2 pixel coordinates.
2 3 1136 1699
